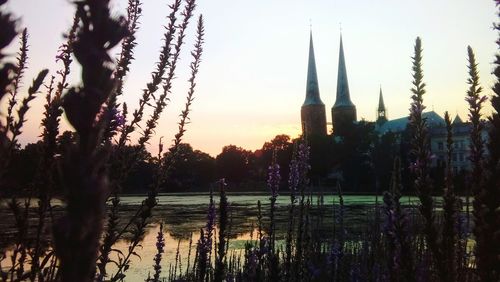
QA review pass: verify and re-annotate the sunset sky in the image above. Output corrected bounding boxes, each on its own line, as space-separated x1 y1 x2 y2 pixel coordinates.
4 0 498 156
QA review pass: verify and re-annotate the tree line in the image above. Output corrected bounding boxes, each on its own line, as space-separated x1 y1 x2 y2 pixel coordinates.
3 125 465 194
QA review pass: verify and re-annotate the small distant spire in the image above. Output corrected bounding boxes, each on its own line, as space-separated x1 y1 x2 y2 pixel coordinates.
378 86 386 111
376 86 387 125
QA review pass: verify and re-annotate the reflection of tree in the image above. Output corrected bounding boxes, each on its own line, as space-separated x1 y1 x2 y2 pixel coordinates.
155 198 383 241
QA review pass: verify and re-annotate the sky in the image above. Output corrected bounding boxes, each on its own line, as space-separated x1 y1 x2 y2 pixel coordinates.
3 0 498 156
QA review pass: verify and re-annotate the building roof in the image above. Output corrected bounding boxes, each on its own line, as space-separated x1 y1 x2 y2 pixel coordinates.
303 31 324 106
429 121 472 137
452 114 463 124
377 110 445 134
333 34 355 108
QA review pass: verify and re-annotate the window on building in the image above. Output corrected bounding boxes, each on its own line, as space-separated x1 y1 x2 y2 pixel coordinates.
452 153 457 162
459 153 464 162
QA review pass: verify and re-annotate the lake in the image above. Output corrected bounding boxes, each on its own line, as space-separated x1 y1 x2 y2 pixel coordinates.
0 193 463 281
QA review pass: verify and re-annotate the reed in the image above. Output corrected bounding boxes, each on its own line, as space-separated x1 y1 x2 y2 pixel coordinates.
214 179 229 281
441 112 458 282
2 0 500 281
151 223 166 282
408 37 447 280
473 2 500 279
0 0 17 103
52 1 128 281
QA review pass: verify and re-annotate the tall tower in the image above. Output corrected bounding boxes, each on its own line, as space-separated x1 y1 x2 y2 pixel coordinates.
301 31 327 138
331 34 357 136
376 87 387 125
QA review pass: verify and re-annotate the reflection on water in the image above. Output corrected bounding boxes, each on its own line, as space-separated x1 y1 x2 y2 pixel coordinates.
101 193 399 281
0 193 442 281
111 224 259 281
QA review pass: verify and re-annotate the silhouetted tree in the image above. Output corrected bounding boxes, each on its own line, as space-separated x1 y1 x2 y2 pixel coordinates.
2 142 42 194
332 120 378 191
216 145 252 184
162 143 215 191
373 131 398 191
308 134 330 181
258 134 293 183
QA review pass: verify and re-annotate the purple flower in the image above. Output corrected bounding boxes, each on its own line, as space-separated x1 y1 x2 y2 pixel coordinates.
259 236 270 256
219 178 227 188
409 99 426 114
288 159 299 194
288 142 310 205
114 109 126 128
384 209 396 235
350 262 361 282
328 240 343 265
205 189 216 254
267 163 280 198
152 223 165 281
307 262 321 278
465 94 488 104
247 249 258 273
456 208 468 238
110 107 125 128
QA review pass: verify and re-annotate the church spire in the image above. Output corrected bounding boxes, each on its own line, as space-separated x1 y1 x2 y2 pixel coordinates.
301 30 327 138
333 34 355 108
303 30 324 106
331 33 357 135
377 86 387 125
378 86 386 112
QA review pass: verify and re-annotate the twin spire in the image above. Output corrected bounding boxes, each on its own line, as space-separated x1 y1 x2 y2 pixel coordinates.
303 31 354 107
302 30 358 137
303 31 324 106
334 34 355 108
302 30 389 136
303 31 355 108
301 30 327 137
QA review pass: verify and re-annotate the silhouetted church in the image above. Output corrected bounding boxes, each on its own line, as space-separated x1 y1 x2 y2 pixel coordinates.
376 87 387 125
301 32 357 138
301 31 327 137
